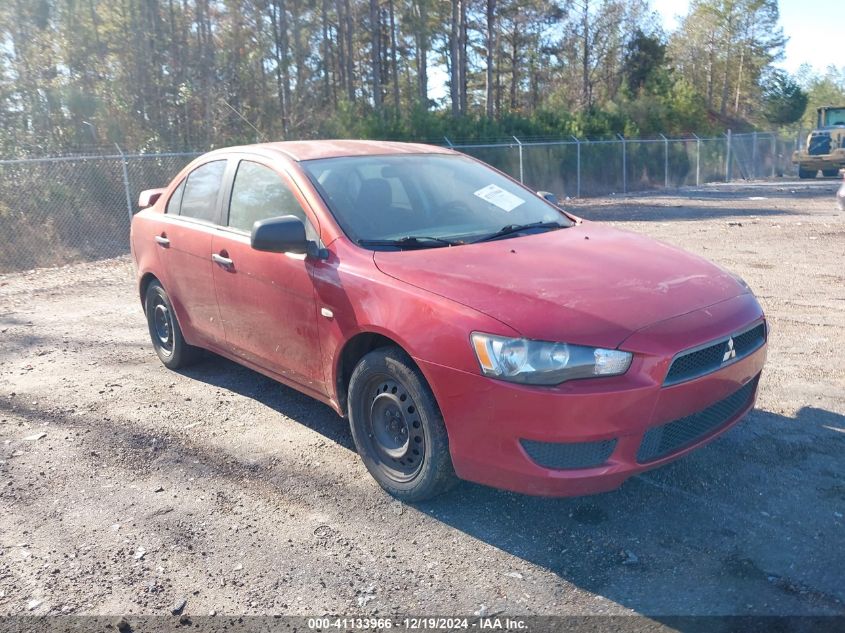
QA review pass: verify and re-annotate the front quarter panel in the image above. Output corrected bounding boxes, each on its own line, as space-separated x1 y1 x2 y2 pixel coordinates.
310 240 519 409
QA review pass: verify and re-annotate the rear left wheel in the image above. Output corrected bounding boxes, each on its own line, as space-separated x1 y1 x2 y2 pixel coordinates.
144 281 203 369
798 167 817 179
348 347 457 501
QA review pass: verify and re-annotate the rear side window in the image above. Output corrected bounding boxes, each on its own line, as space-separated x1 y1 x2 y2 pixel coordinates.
180 160 226 222
165 179 185 214
228 161 316 239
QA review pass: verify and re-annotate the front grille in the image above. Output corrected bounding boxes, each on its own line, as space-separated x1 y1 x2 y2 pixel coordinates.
732 323 766 355
664 322 765 386
637 376 758 463
520 438 617 470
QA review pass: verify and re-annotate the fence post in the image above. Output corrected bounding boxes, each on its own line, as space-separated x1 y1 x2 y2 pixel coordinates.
751 131 758 179
513 136 524 184
771 133 777 178
659 133 669 188
115 143 134 223
725 129 732 183
571 135 581 198
618 134 627 194
692 134 701 187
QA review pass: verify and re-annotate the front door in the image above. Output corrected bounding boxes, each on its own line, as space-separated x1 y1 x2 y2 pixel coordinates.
211 158 327 396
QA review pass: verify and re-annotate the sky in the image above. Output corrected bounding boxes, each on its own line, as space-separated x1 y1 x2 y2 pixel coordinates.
652 0 839 76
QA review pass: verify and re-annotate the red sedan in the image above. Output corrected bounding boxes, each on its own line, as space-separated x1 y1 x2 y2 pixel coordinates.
130 140 767 501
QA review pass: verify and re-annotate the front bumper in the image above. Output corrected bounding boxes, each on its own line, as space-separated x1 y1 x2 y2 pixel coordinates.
418 294 767 497
792 149 845 169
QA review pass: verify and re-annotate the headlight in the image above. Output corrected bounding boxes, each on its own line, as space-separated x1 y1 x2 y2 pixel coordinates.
471 332 632 385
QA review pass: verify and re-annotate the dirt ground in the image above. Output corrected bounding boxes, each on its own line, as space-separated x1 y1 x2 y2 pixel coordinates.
1 179 844 620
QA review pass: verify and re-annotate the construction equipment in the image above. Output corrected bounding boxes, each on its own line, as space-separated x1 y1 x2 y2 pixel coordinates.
793 106 845 178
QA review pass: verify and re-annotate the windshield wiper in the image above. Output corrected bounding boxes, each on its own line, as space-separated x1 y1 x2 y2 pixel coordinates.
471 221 565 244
358 235 464 250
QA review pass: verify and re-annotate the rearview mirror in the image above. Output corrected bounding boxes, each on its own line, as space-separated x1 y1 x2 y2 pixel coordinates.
251 215 307 254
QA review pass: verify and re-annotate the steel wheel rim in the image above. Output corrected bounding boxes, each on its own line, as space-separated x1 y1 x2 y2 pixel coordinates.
152 298 173 353
362 376 425 483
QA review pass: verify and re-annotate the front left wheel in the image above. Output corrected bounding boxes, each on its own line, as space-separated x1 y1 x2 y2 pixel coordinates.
348 347 457 502
144 280 203 369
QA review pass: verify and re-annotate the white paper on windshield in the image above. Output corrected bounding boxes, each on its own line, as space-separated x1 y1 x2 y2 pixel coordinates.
473 184 525 212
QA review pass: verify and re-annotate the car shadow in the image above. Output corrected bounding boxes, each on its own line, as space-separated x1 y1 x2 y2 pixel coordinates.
179 353 356 452
412 405 845 616
172 357 845 616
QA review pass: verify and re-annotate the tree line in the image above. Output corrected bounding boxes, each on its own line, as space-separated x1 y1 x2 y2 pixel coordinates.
0 0 841 157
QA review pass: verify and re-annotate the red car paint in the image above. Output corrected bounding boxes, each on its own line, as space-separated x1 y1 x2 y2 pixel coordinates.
131 140 767 496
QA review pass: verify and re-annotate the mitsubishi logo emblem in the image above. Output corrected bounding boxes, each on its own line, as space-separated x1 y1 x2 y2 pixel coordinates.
723 337 736 363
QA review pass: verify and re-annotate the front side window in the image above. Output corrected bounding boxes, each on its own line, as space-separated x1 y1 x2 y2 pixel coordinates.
301 153 571 247
228 161 316 239
180 160 226 222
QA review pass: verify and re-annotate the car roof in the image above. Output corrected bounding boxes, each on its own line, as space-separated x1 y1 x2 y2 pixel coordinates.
209 139 456 162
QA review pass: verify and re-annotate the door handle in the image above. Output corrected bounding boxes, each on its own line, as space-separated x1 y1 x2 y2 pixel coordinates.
154 235 170 247
212 253 234 268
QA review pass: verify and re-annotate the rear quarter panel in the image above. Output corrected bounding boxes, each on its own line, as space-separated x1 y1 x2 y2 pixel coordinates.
131 208 167 306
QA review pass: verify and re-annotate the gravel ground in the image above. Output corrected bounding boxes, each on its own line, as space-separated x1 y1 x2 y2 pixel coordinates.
1 179 843 619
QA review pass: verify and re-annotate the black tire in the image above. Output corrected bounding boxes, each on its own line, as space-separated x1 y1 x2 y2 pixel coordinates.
348 346 457 501
822 169 839 178
798 167 817 179
144 280 203 369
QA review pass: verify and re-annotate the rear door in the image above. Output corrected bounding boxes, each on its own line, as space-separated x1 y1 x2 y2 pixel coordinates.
211 158 327 395
154 159 228 347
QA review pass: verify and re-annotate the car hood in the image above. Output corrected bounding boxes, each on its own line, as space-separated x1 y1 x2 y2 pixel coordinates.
373 223 748 349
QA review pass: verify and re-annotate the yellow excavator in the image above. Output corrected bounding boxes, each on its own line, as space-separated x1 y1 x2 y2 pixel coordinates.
793 106 845 178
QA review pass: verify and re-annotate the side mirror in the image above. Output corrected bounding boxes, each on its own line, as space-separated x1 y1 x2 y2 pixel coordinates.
139 188 165 208
538 190 560 205
251 215 308 254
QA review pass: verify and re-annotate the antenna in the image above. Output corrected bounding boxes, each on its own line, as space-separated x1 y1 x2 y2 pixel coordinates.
222 100 267 142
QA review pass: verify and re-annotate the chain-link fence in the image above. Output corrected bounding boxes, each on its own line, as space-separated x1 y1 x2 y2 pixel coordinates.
451 131 796 197
0 151 200 273
0 132 797 274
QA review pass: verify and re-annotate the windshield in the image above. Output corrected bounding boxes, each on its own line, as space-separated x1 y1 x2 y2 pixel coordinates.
301 153 572 247
822 108 845 127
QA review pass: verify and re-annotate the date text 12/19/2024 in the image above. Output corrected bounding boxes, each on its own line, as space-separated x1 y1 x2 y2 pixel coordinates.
307 617 529 630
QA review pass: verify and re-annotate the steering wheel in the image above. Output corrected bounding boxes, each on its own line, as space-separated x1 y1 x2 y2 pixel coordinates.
433 200 473 223
358 205 417 237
